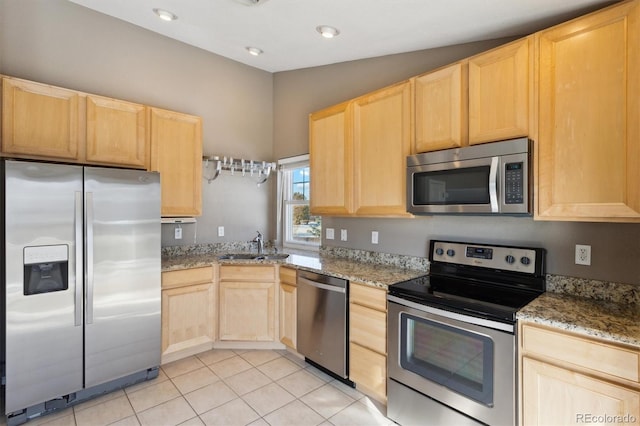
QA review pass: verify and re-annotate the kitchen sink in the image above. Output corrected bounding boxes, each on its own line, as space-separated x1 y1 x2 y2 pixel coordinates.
217 253 258 260
217 253 289 260
254 253 290 260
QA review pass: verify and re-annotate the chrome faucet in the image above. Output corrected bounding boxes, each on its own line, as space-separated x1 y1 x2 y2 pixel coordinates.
252 231 264 255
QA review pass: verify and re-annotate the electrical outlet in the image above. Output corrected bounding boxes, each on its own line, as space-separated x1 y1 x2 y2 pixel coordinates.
575 244 591 266
371 231 379 244
340 229 348 241
326 228 335 240
174 226 182 240
218 226 225 237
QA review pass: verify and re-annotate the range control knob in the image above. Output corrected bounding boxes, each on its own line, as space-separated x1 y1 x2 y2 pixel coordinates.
520 256 531 265
505 255 516 264
446 249 456 257
435 248 444 256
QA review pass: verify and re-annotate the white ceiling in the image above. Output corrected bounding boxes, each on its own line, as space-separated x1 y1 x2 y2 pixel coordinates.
68 0 614 73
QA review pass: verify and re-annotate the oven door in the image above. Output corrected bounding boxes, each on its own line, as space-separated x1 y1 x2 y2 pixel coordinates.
388 297 516 426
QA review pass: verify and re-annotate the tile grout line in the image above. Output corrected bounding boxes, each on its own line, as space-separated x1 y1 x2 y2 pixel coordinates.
58 349 374 426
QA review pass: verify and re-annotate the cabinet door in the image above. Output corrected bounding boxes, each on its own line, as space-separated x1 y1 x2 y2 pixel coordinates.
162 283 215 356
219 281 275 341
309 101 353 215
86 95 148 168
150 107 202 217
537 1 640 221
353 81 413 216
349 342 387 402
2 77 80 160
522 357 640 425
468 37 532 144
414 62 467 152
279 283 296 349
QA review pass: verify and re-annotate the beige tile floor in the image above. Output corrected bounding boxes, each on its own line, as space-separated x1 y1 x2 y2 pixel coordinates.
7 350 394 426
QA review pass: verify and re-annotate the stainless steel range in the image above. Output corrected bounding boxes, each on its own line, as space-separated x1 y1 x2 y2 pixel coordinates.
387 240 545 426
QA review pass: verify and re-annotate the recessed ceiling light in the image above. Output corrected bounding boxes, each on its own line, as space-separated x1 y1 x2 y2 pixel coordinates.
246 46 263 56
153 8 178 22
316 25 340 39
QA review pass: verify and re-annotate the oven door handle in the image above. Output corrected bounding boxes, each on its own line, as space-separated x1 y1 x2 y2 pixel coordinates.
387 295 514 333
489 156 499 213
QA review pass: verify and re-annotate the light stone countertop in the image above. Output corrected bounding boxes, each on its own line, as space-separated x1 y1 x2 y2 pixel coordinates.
517 292 640 349
161 251 428 290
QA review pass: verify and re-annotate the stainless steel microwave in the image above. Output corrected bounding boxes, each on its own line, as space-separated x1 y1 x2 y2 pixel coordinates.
407 138 531 215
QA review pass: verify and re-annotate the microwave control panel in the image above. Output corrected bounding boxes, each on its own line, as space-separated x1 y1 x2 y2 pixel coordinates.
504 162 524 204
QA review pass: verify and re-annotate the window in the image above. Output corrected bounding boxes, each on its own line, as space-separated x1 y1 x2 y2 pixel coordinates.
278 155 321 249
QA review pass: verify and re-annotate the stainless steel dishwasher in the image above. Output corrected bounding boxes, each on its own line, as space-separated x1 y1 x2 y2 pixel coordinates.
296 270 349 380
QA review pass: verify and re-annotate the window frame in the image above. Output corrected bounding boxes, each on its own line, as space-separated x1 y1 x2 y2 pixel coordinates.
278 154 321 251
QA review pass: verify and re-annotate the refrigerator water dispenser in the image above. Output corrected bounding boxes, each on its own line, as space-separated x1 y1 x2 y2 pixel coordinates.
23 245 69 295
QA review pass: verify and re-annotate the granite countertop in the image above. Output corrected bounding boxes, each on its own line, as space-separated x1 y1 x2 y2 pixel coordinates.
161 250 427 290
517 292 640 349
162 245 639 348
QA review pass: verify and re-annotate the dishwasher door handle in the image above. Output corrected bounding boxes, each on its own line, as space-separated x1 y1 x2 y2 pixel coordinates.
298 277 346 294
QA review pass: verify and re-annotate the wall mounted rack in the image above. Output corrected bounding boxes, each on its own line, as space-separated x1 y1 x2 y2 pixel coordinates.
202 155 276 185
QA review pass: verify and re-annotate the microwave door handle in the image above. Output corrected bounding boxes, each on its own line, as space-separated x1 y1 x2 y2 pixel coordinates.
489 156 499 212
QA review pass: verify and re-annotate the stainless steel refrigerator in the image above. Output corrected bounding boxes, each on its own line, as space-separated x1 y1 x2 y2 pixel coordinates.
1 160 161 422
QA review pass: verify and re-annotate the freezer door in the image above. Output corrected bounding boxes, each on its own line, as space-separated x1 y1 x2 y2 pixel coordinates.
4 161 84 414
83 167 161 387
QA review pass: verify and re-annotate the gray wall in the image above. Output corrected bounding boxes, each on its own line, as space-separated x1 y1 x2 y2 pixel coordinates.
0 0 275 247
322 216 640 285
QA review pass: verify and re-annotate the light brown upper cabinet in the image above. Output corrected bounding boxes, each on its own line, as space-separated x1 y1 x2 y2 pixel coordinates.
309 101 353 215
150 107 203 217
468 36 533 144
2 77 80 161
2 77 149 169
353 81 413 217
536 0 640 222
310 81 412 217
86 95 148 169
413 62 467 152
414 37 533 154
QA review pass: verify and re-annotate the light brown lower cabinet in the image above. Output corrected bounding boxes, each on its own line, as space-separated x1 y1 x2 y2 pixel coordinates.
219 265 276 341
349 281 388 402
278 266 297 350
161 266 215 364
519 322 640 425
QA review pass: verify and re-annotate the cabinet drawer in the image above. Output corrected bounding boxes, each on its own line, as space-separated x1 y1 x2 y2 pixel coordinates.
279 266 297 286
350 282 387 312
349 342 387 402
162 266 213 289
220 265 275 281
350 303 386 354
521 323 640 383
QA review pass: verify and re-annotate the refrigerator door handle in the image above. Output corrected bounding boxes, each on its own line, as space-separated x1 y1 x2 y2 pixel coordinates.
86 191 94 325
74 191 83 327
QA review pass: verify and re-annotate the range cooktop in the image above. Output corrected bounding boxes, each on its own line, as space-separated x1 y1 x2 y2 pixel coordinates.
388 240 546 323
